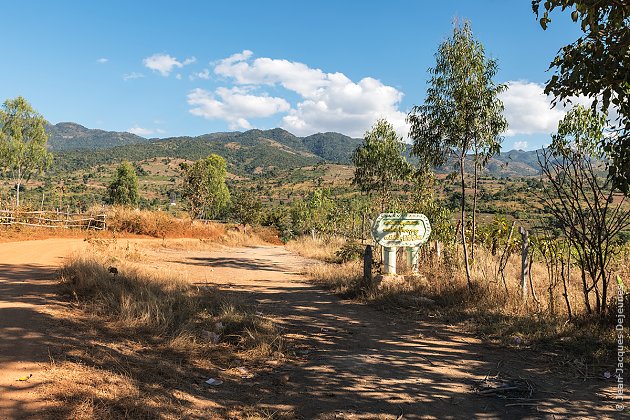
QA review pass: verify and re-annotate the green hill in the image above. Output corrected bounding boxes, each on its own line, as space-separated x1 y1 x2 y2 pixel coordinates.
51 128 324 176
302 132 362 163
46 122 152 150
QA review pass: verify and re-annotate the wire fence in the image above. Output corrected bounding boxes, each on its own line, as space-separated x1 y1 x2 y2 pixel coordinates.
0 210 106 230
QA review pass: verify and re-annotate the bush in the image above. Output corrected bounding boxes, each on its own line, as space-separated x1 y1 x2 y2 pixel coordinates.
336 241 365 263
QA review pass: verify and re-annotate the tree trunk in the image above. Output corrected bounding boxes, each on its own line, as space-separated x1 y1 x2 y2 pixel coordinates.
561 253 573 320
471 162 478 261
460 157 472 288
519 227 529 302
581 269 592 314
15 182 21 208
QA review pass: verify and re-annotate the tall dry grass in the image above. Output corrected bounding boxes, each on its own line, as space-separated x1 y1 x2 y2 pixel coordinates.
285 235 347 262
106 207 226 238
45 254 286 417
59 255 281 354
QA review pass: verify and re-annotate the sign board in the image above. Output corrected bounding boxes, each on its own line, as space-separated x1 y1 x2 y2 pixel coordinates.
372 213 431 248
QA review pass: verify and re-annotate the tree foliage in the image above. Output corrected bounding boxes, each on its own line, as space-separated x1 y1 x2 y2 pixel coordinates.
0 96 53 206
532 0 630 193
108 160 139 206
351 119 412 212
407 20 507 286
229 188 263 226
181 154 230 220
538 105 630 315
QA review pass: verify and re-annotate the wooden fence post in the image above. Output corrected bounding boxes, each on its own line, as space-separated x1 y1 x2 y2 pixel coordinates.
520 226 529 301
363 245 373 289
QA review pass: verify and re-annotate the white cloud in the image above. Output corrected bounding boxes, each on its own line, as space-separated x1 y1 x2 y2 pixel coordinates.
500 80 621 139
123 72 145 81
513 141 528 150
500 81 565 136
127 126 154 136
183 57 197 66
187 87 291 130
143 53 196 76
96 58 108 64
190 69 211 80
209 50 407 137
175 73 182 80
127 126 166 136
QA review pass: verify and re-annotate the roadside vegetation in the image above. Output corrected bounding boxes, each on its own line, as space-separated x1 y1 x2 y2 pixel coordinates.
42 236 287 418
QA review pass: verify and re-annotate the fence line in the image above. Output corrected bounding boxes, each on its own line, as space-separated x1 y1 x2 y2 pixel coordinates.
0 210 106 230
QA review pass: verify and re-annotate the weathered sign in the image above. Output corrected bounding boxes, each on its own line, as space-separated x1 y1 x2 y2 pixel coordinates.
372 213 431 248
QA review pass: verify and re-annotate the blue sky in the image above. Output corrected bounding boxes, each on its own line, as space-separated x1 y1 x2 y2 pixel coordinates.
1 1 583 150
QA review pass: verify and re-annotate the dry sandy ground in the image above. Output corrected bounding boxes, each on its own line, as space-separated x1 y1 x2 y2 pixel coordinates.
0 238 620 419
0 239 85 418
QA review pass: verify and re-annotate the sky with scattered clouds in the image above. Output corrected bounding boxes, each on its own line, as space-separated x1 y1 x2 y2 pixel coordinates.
0 1 586 150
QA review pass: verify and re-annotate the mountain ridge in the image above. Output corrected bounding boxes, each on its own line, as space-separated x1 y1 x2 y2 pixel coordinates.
46 122 542 178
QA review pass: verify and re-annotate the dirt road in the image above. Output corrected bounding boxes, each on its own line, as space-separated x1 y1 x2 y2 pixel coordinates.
0 239 83 419
145 244 616 418
0 239 617 419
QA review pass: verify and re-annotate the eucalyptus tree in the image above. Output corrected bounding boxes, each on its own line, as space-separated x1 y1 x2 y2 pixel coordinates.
352 119 412 213
407 21 507 287
0 97 52 207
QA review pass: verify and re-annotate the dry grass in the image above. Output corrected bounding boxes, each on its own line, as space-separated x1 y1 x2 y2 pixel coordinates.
299 238 624 363
42 253 286 418
106 207 226 239
285 235 346 262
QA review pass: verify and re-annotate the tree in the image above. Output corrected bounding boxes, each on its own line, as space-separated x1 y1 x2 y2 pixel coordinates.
351 119 412 212
407 20 507 287
0 97 53 207
230 188 263 226
532 0 630 194
181 154 230 220
538 105 630 316
108 160 139 206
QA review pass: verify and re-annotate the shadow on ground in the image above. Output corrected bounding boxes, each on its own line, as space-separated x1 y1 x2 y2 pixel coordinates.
0 252 619 419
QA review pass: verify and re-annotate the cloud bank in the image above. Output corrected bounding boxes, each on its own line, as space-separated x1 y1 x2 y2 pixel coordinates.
189 50 407 137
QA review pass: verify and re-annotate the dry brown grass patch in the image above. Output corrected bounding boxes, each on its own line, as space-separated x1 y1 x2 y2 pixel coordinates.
44 254 287 418
286 235 346 262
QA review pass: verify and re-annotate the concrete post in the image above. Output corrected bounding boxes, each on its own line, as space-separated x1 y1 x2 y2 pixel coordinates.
383 246 397 275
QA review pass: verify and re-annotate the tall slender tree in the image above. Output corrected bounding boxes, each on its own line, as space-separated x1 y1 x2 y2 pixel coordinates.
407 21 507 287
0 97 52 207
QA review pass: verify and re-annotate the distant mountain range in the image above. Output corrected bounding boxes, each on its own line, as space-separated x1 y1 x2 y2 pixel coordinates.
46 122 542 178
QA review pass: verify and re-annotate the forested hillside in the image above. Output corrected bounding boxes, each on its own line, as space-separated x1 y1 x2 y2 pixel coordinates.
48 123 542 177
